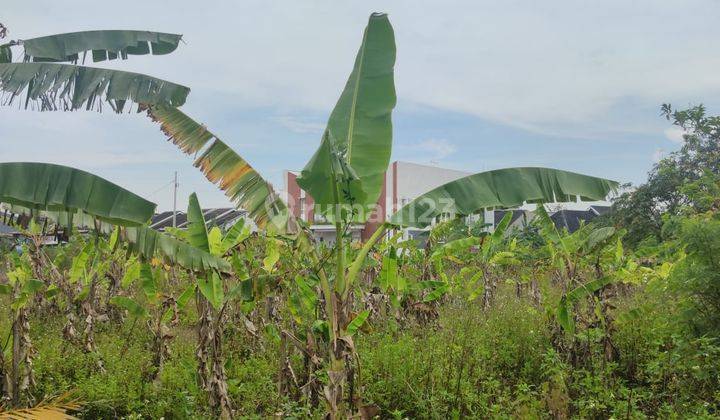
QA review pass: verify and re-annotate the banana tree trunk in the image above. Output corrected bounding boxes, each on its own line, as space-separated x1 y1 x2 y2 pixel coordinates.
208 303 232 419
11 305 35 407
81 276 105 374
149 297 178 382
0 341 9 401
482 269 495 311
530 277 542 307
195 287 232 418
195 288 211 391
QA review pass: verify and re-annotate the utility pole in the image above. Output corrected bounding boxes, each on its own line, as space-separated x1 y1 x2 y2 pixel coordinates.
172 171 178 228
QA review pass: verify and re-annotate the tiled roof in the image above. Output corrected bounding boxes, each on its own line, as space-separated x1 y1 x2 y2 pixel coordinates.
550 209 597 233
494 210 526 226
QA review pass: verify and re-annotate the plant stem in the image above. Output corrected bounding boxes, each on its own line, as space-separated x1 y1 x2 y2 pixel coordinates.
344 222 389 300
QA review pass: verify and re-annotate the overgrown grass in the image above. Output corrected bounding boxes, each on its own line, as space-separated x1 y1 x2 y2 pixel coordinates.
8 280 718 418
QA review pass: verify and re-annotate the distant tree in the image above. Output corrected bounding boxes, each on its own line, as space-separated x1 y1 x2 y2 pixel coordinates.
611 104 720 247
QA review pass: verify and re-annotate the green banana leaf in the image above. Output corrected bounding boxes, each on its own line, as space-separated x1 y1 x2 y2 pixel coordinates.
123 225 231 273
390 167 619 228
186 192 210 252
145 105 295 233
21 30 182 63
0 44 11 63
7 204 116 234
0 162 156 226
0 62 189 112
109 295 148 318
557 276 615 334
296 13 396 221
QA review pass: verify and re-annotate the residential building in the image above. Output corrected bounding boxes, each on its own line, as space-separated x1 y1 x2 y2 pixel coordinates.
491 205 612 234
284 161 471 243
284 162 615 242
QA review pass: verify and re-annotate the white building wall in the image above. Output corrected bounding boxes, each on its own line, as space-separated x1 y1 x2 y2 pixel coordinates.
388 161 471 216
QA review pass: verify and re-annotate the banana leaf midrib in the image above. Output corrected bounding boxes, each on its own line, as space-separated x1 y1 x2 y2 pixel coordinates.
344 24 368 162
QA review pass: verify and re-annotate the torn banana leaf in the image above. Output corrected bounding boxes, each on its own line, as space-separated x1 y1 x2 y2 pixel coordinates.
145 104 296 233
390 167 619 228
0 62 189 111
0 162 156 226
22 30 182 63
296 13 396 222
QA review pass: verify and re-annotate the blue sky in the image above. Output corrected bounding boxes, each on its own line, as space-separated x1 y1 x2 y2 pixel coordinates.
3 0 720 210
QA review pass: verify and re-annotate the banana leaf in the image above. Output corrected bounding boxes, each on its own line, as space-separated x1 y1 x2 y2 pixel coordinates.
145 105 295 233
390 167 619 228
0 44 11 63
22 30 182 63
123 225 231 273
296 13 396 221
6 204 116 234
0 162 156 226
187 192 210 252
0 62 189 112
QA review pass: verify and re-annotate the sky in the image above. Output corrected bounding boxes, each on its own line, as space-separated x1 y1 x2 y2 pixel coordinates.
2 0 720 211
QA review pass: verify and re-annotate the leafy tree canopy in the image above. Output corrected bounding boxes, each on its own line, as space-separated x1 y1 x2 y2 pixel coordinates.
611 104 720 246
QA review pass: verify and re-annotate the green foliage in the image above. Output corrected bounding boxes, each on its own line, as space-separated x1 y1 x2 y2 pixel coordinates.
186 192 210 253
297 13 396 222
669 215 720 334
1 19 719 416
21 30 182 62
612 104 720 246
391 167 618 228
198 272 224 310
0 162 156 226
109 296 147 318
0 62 189 112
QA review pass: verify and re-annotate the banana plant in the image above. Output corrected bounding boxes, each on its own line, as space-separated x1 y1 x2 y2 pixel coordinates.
0 162 159 405
533 205 628 363
182 192 252 418
0 24 292 234
425 211 518 309
0 251 45 406
109 260 195 382
1 17 623 418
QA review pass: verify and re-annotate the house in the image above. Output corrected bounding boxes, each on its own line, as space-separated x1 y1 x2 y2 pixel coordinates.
284 161 471 244
488 205 612 234
550 209 598 232
493 209 534 231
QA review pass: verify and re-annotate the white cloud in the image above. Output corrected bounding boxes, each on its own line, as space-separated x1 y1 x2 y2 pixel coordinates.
273 116 325 134
664 126 687 143
6 0 720 139
415 138 457 160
